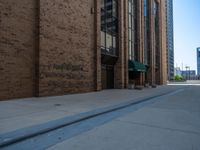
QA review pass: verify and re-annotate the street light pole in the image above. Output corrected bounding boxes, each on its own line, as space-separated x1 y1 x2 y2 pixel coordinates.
189 66 190 80
185 66 189 80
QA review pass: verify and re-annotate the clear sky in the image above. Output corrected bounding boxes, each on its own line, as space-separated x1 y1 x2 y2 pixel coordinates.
173 0 200 71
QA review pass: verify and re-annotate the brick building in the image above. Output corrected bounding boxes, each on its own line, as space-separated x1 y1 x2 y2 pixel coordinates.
0 0 167 100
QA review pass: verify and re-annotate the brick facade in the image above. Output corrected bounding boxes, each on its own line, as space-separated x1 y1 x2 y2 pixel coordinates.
38 0 97 96
0 0 37 100
114 0 128 89
0 0 167 100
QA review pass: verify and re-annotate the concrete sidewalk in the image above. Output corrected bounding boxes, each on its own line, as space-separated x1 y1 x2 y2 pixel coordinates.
46 85 200 150
0 85 184 135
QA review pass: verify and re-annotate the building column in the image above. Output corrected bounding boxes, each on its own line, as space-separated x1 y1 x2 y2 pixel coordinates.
139 0 145 85
124 0 129 88
94 0 102 90
155 0 161 85
159 0 167 85
147 0 156 86
156 0 162 85
114 0 127 88
135 0 145 86
35 0 40 97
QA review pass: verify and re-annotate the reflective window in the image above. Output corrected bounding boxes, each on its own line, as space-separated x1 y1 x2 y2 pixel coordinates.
154 0 160 67
128 0 136 60
101 0 118 56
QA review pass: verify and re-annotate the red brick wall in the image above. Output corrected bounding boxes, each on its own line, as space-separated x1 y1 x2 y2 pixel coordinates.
0 0 37 100
0 0 167 100
38 0 97 96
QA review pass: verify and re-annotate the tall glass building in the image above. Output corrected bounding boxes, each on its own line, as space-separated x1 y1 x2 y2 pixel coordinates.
166 0 174 80
197 47 200 75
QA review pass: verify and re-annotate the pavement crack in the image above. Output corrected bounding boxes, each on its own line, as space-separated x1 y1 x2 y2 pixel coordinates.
117 120 200 136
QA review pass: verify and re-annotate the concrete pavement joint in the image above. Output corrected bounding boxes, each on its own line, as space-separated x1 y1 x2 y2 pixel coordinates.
0 109 58 120
0 88 185 148
116 120 200 136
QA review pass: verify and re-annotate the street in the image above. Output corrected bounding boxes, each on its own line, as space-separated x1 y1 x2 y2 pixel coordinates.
0 82 200 150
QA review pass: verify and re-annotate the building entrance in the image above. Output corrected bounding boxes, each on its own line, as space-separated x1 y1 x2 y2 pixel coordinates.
101 65 114 89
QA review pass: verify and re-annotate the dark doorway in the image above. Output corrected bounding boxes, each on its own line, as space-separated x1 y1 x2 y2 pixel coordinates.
101 65 114 89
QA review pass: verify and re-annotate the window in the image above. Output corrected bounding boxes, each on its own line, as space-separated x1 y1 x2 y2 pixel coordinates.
128 0 136 60
101 0 118 56
154 0 160 67
153 0 157 16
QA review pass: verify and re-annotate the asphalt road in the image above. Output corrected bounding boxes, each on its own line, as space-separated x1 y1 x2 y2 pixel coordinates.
2 83 200 150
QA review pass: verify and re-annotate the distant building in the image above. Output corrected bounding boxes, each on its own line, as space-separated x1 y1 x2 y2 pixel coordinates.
197 47 200 75
166 0 174 80
181 70 196 80
174 67 181 76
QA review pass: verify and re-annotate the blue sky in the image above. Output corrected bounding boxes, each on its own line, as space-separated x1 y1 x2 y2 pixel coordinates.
173 0 200 71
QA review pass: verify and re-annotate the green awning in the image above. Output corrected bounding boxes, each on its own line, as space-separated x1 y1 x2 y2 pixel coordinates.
128 60 146 72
